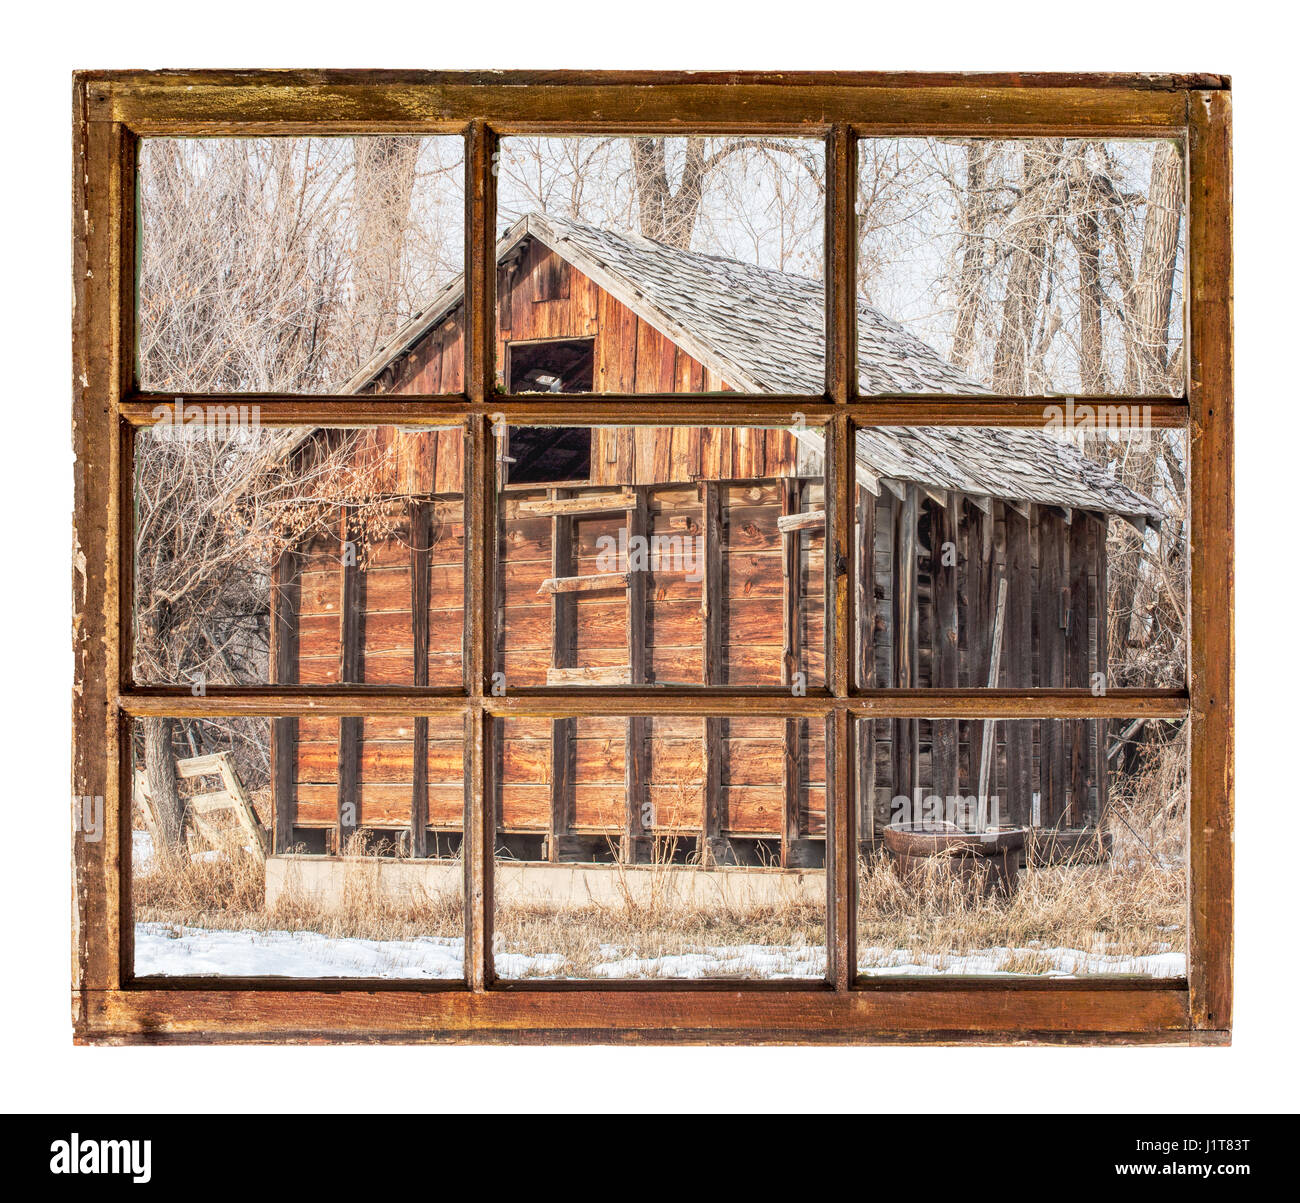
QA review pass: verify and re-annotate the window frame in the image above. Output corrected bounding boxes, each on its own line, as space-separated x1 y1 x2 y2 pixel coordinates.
72 70 1231 1044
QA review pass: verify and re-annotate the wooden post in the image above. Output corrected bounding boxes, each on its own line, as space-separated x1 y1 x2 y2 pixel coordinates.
781 479 803 865
337 506 364 847
1067 513 1092 823
930 493 959 801
1004 503 1033 827
624 487 648 861
701 481 725 857
856 485 876 844
549 488 575 861
892 484 919 806
1037 509 1067 825
977 577 1008 830
270 543 299 854
1095 515 1110 824
410 500 431 857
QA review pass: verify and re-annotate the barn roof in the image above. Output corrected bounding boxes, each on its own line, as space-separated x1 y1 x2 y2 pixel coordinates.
341 212 1163 526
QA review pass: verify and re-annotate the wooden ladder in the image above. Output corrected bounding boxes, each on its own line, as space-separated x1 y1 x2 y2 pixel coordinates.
134 752 268 863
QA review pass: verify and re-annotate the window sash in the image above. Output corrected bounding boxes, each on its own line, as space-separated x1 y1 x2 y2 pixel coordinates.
73 72 1230 1043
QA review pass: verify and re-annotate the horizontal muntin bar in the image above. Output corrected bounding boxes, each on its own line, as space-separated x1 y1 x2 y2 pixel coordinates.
117 688 1189 720
120 395 1190 429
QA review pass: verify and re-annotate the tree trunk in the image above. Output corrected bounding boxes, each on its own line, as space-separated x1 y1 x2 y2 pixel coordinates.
352 136 421 357
990 143 1063 393
950 141 990 373
631 137 708 250
1072 147 1106 393
1125 141 1183 391
144 716 186 857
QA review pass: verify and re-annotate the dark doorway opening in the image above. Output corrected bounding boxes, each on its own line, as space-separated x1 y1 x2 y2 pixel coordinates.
507 337 595 393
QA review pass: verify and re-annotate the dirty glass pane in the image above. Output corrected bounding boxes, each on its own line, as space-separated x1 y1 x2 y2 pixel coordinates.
855 716 1187 978
853 425 1187 690
494 135 826 393
138 136 464 393
132 422 464 689
494 423 827 690
856 138 1185 395
492 715 827 980
129 715 464 980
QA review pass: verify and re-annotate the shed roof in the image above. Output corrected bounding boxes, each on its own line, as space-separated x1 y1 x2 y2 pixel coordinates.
341 212 1163 525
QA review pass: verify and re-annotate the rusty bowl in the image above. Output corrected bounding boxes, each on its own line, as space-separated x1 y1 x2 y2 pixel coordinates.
882 821 1027 895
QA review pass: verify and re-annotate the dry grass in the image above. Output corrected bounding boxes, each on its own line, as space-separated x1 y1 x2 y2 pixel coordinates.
135 830 462 944
135 733 1187 979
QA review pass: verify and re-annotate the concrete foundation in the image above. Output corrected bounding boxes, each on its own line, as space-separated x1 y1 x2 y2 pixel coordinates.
266 854 825 911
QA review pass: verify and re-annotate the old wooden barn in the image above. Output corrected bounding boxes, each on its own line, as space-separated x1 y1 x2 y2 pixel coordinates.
265 213 1163 868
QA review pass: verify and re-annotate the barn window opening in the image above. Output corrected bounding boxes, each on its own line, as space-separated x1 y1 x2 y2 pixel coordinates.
507 337 595 393
504 425 592 484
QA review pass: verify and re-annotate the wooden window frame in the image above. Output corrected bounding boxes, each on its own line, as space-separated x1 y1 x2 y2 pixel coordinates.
72 70 1232 1045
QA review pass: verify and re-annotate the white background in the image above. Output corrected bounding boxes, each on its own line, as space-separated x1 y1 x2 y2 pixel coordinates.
0 0 1289 1114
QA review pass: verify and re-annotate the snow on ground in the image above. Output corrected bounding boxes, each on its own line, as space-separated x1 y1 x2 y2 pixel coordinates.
136 923 1183 979
857 945 1186 977
135 923 465 979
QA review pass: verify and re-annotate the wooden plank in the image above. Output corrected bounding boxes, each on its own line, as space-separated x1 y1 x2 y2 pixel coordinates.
1037 508 1067 824
892 483 919 805
1067 514 1092 822
1095 516 1111 825
977 578 1009 830
518 491 636 517
701 482 725 854
537 572 630 595
411 500 431 855
1187 89 1233 1034
624 488 648 861
931 493 959 800
546 665 632 686
777 509 826 534
1004 503 1033 826
270 543 299 852
549 489 576 861
780 480 803 866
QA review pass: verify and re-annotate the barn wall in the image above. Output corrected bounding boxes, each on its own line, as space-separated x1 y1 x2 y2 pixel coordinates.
858 487 1112 839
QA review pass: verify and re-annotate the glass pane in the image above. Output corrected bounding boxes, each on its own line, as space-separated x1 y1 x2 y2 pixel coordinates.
495 423 826 690
130 714 464 979
495 135 826 393
856 138 1185 395
853 426 1187 690
138 137 464 393
132 423 465 688
493 715 827 980
856 716 1187 977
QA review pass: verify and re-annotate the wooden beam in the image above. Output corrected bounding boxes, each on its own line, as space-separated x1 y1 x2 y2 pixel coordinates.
1095 515 1110 825
410 501 431 856
270 542 299 854
1004 503 1033 826
1067 512 1092 824
931 493 959 800
892 483 919 804
549 489 575 862
338 507 364 846
777 509 826 534
1037 508 1067 825
624 489 648 861
701 482 725 855
781 480 803 866
546 665 632 686
537 571 630 595
518 491 636 517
